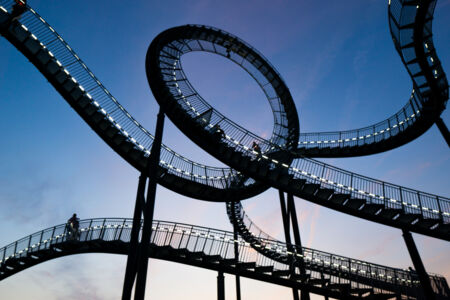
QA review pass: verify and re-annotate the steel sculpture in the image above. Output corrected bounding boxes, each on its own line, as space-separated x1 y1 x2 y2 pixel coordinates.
0 0 449 299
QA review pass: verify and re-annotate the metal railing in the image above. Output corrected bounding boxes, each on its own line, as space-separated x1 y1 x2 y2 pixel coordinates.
0 0 258 191
2 217 445 297
156 24 450 224
227 201 447 292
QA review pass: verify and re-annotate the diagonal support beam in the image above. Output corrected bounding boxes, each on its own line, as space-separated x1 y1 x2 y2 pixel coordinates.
402 230 435 300
121 108 165 300
279 190 300 300
287 194 310 300
435 117 450 147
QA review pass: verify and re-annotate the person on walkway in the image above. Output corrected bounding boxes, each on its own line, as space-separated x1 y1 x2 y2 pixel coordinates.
252 141 262 160
11 0 27 21
210 124 225 140
67 213 80 240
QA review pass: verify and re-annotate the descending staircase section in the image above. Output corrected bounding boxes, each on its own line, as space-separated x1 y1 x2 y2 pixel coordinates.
147 24 450 241
0 1 273 202
226 201 450 299
291 0 449 157
1 218 448 299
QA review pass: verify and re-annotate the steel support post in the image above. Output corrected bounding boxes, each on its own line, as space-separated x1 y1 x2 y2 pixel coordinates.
436 117 450 147
121 174 147 300
233 213 242 300
279 190 300 300
134 109 165 300
217 271 225 300
402 229 435 300
287 194 310 300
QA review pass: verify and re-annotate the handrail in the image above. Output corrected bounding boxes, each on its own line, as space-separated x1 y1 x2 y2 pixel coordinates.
152 25 450 223
227 201 446 287
0 0 256 191
1 217 445 297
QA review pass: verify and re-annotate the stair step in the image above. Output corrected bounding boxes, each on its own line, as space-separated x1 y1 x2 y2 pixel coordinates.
350 288 373 295
364 293 397 299
345 198 365 210
327 283 350 292
289 178 307 189
204 254 222 262
396 213 421 224
190 251 205 259
303 183 320 194
379 208 402 219
254 266 273 273
415 218 439 229
330 193 350 205
308 278 329 286
439 223 450 234
363 203 384 215
272 270 291 277
220 258 237 265
292 273 310 281
237 262 256 269
316 188 334 200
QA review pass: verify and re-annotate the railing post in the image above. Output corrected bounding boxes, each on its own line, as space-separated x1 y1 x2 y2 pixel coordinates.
13 241 18 257
399 187 405 213
417 192 424 216
435 196 443 222
86 219 93 242
99 219 107 240
117 219 127 241
50 226 56 245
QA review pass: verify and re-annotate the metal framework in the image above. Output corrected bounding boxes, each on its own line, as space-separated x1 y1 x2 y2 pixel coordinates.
0 0 448 299
1 218 449 299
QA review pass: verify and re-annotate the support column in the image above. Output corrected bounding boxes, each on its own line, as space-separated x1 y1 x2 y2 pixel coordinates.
436 117 450 147
233 215 242 300
134 109 166 300
287 194 310 300
217 271 225 300
402 230 435 300
279 190 300 300
121 108 165 300
122 174 147 300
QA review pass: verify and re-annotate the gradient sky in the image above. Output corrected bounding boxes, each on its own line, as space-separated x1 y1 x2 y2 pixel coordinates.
0 0 449 299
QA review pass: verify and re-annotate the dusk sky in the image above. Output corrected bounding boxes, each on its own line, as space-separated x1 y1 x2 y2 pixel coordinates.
0 0 449 299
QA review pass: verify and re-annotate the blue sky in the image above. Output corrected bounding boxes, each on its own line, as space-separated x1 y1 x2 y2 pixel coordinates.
0 0 449 299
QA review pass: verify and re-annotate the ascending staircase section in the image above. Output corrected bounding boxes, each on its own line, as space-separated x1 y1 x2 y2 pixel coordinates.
0 0 274 203
293 0 448 157
226 201 450 299
1 218 448 299
147 22 450 240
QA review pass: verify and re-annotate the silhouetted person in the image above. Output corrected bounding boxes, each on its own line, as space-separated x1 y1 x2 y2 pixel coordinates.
67 213 80 240
252 141 262 160
210 124 225 140
11 0 27 21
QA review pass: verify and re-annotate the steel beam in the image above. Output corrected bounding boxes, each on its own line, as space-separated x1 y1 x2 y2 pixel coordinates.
436 117 450 147
279 190 300 300
121 174 147 300
287 194 310 300
402 230 435 300
217 271 225 300
233 213 242 300
134 109 165 300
